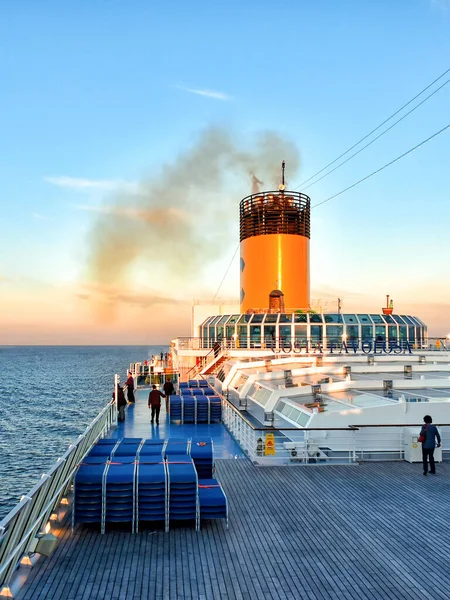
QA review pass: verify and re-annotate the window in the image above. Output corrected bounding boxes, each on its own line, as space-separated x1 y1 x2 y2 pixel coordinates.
346 325 359 341
357 314 371 324
370 314 384 324
361 325 373 342
388 325 398 341
324 314 343 323
343 314 357 324
265 314 279 323
251 313 265 323
294 313 307 323
311 325 323 344
279 313 293 323
309 314 323 323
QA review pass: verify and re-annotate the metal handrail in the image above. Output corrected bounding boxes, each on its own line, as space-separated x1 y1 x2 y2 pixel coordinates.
0 399 116 591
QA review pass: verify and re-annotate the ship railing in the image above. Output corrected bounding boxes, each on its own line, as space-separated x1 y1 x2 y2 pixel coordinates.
0 399 116 595
217 389 450 465
174 337 449 352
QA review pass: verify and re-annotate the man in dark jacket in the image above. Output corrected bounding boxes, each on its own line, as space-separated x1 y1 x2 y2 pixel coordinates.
420 415 441 475
163 378 175 414
148 385 166 425
125 371 135 404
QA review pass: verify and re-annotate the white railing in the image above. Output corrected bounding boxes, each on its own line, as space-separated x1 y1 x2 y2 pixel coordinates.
0 400 116 594
221 395 450 466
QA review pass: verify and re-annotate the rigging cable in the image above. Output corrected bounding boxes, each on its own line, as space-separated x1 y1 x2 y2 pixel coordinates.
299 76 450 192
212 120 450 301
312 122 450 210
212 242 240 303
294 66 450 190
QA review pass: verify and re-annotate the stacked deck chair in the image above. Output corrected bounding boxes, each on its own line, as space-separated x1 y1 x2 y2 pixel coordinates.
198 379 208 389
169 395 182 422
179 382 189 392
73 462 107 529
196 395 209 423
190 438 214 478
198 479 228 529
73 439 118 529
103 438 142 533
136 456 167 532
203 386 215 395
188 379 199 388
209 396 222 422
192 387 204 396
182 395 196 423
166 454 199 531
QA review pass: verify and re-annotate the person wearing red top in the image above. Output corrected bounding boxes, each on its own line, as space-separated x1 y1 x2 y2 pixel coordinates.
148 385 165 425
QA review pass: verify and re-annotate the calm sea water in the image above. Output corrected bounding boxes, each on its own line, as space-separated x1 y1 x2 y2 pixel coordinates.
0 345 166 519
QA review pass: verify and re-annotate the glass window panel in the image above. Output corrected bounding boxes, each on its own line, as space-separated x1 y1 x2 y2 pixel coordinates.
388 325 398 340
210 316 222 326
226 325 236 338
399 326 407 340
265 314 279 323
370 314 384 323
361 325 373 341
343 314 357 324
217 315 230 325
263 326 276 345
238 314 252 323
228 315 240 324
324 314 343 323
295 412 310 426
310 325 323 343
326 325 343 340
375 326 386 340
216 326 224 340
279 313 292 323
401 315 414 325
251 313 265 323
408 326 415 341
346 325 359 341
383 315 395 324
202 316 215 326
294 313 307 323
357 314 371 323
392 315 405 324
294 325 307 343
250 326 262 340
309 314 323 323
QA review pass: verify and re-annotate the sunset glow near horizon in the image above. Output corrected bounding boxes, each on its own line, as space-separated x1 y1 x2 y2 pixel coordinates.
0 1 449 344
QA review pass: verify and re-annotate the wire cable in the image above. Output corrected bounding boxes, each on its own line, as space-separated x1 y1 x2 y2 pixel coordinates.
295 66 450 190
300 77 450 193
312 122 450 210
212 242 240 302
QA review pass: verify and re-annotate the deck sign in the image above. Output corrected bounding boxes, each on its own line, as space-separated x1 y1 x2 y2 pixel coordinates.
265 433 276 456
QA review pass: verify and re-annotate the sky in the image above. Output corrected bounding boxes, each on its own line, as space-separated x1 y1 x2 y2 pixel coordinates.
0 0 449 344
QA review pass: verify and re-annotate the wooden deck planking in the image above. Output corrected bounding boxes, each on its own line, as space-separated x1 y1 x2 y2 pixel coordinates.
14 459 450 600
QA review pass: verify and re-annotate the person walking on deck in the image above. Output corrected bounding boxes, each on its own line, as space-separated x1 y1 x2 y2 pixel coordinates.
125 371 135 403
148 384 165 425
163 377 174 414
420 415 441 475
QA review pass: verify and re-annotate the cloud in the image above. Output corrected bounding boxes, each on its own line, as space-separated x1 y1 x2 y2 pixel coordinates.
175 85 232 101
44 176 141 194
33 213 51 221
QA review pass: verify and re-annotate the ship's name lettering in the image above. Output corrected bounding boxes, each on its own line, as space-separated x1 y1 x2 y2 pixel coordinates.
271 341 413 355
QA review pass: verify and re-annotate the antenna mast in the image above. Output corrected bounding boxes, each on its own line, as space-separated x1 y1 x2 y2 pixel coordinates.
279 160 286 191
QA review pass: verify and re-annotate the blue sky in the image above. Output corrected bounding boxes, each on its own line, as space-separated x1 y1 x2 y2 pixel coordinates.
0 0 449 343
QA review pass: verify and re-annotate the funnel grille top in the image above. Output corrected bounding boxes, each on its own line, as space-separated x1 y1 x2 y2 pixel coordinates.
239 190 310 242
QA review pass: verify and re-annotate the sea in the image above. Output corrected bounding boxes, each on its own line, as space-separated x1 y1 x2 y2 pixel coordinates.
0 345 166 519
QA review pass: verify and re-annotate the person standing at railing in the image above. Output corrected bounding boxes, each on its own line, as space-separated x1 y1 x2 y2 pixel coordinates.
125 371 135 404
112 385 127 422
420 415 441 476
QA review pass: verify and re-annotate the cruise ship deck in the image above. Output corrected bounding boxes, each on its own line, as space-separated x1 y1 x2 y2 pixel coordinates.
13 389 450 600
